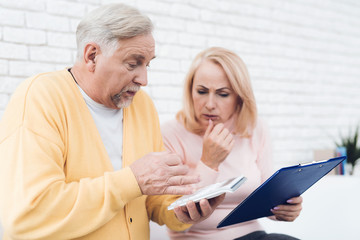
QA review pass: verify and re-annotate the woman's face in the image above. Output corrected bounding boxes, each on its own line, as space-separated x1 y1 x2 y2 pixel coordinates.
192 59 238 129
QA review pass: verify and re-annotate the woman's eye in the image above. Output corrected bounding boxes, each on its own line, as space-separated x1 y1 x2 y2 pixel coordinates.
197 90 207 95
219 93 229 97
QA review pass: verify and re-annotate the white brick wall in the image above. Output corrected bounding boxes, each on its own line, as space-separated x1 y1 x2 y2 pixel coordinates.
1 0 360 169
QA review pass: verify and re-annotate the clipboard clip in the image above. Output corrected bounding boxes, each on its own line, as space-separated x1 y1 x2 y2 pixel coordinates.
299 159 327 166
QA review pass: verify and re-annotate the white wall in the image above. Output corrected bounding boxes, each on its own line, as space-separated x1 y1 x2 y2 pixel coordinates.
1 0 360 167
1 0 360 166
1 0 360 238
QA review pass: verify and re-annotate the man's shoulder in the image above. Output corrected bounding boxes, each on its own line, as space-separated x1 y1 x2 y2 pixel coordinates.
14 69 70 96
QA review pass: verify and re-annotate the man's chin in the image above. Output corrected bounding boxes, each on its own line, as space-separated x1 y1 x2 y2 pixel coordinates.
115 98 133 109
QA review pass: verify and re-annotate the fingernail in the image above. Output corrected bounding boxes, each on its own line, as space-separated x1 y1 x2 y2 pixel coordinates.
273 207 279 210
287 199 293 203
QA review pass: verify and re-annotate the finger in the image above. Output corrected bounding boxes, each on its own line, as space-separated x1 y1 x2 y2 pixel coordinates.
273 203 302 212
167 164 190 176
287 196 303 204
164 153 183 166
164 185 196 195
186 201 201 221
217 127 231 141
271 208 300 216
209 123 225 137
198 199 213 217
208 193 226 207
204 119 214 138
167 175 200 186
174 206 191 223
274 213 297 222
223 133 234 146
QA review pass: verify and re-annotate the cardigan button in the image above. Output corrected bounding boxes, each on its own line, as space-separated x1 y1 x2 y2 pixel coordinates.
129 217 133 223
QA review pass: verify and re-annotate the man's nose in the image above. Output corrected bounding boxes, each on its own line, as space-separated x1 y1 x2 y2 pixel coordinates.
134 68 148 86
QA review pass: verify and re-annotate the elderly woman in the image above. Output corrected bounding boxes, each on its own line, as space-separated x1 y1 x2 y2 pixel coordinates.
162 47 302 240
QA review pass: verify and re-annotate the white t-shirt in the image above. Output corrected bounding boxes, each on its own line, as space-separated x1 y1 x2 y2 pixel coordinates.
78 86 123 170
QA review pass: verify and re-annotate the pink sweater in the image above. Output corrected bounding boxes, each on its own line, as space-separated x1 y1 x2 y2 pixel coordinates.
161 118 274 240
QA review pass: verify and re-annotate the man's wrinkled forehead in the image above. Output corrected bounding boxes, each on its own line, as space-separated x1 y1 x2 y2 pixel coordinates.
118 34 155 61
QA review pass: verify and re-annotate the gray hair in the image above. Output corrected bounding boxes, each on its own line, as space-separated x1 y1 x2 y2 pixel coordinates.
76 3 154 60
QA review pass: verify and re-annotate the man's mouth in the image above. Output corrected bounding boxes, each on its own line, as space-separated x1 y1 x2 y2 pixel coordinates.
125 90 137 97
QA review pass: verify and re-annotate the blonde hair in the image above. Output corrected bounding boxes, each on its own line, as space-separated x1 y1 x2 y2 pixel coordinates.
76 3 153 60
177 47 257 137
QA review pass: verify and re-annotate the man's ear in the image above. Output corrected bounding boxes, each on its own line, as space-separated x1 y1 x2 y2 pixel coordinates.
83 43 100 72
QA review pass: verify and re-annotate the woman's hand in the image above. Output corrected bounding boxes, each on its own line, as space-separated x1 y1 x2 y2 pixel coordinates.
201 120 234 171
270 196 303 221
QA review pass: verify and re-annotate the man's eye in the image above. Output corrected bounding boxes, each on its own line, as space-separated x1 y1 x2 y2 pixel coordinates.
128 63 137 69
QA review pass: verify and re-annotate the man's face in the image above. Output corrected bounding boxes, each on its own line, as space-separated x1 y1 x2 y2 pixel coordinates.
91 34 155 109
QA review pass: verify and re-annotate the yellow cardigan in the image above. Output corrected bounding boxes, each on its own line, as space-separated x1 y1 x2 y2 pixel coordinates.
0 69 189 240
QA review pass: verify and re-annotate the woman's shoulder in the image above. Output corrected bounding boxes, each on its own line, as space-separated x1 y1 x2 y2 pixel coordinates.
251 117 271 140
161 118 186 136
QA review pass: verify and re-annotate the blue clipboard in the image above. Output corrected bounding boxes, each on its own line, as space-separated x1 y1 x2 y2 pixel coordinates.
217 156 346 228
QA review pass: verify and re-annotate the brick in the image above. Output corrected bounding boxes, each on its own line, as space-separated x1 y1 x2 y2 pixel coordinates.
9 61 56 78
0 8 24 27
151 86 182 100
186 21 214 35
151 16 185 31
76 0 100 4
0 76 24 94
178 33 207 47
158 113 174 125
26 12 69 32
157 44 191 59
70 18 81 33
4 27 46 45
153 30 179 45
0 42 28 60
150 58 180 72
136 1 171 15
30 46 73 64
47 32 77 48
47 1 87 18
148 71 184 86
0 0 45 11
153 99 181 114
0 93 10 109
170 3 200 20
0 60 8 75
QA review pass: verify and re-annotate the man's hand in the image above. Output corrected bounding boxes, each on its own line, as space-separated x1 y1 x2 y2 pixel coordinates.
130 152 200 195
270 196 303 221
201 120 234 170
173 194 225 224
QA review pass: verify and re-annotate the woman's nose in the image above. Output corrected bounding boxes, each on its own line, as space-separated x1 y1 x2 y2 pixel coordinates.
205 95 216 110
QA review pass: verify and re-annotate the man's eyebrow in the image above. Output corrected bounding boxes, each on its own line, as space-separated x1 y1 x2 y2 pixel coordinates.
129 54 145 61
128 54 156 61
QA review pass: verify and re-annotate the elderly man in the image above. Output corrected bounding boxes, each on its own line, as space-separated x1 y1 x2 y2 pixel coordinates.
0 4 224 240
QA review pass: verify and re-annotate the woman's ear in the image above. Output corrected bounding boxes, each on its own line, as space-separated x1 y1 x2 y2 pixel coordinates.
83 43 100 72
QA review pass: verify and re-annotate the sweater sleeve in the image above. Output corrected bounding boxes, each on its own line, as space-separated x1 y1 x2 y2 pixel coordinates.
146 195 192 232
